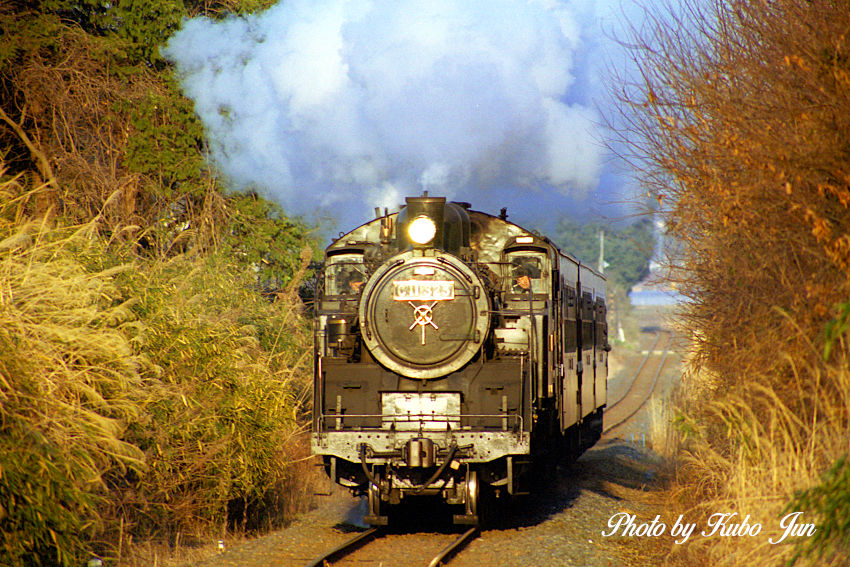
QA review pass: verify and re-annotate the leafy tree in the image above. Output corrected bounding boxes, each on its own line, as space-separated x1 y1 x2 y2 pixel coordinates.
38 1 278 66
0 1 287 228
555 217 654 289
220 192 316 292
119 86 206 197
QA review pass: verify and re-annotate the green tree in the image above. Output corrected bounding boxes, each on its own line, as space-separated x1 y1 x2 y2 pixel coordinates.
555 217 654 289
38 1 277 66
220 192 316 292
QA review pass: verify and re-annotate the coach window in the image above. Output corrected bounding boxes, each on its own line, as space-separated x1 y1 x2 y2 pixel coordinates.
508 254 546 293
325 254 366 296
596 300 607 349
582 293 594 348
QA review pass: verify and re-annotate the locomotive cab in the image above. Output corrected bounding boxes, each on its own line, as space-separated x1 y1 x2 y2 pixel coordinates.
324 253 367 303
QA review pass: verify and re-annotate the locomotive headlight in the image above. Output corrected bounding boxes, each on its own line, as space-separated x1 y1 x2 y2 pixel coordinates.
408 215 437 245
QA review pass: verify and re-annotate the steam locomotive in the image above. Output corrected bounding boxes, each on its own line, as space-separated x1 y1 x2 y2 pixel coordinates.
311 195 608 525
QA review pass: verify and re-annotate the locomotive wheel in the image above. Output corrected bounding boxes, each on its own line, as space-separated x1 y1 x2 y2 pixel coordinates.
466 470 479 518
454 469 480 525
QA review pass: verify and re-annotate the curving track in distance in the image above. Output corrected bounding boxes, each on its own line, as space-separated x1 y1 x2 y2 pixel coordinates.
603 330 675 435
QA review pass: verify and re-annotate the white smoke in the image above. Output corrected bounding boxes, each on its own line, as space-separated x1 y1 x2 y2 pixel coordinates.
163 0 616 224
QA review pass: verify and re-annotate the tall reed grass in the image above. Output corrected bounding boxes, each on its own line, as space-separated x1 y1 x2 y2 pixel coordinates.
0 174 315 565
667 335 850 566
0 215 145 565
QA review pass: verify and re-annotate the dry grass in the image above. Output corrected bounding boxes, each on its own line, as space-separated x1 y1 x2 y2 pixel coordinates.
646 396 673 459
0 172 317 566
0 214 146 565
661 342 850 566
118 435 324 567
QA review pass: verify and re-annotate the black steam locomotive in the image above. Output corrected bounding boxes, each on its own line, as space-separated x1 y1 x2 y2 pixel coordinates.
312 195 608 525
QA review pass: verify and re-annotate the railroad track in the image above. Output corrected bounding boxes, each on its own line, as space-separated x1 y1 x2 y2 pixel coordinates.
304 526 381 567
305 526 479 567
603 329 674 434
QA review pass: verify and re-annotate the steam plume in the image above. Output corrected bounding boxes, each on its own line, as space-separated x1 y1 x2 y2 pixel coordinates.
163 0 616 224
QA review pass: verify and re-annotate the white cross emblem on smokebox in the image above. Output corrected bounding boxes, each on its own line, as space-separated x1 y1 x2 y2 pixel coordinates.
392 279 456 346
409 302 439 345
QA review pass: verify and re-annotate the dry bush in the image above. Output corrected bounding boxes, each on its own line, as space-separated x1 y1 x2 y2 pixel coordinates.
618 0 850 396
3 21 140 221
666 339 850 566
615 0 850 563
1 9 210 242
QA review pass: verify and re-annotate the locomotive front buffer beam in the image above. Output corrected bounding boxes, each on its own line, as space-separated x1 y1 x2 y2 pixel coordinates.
313 428 530 524
311 428 530 466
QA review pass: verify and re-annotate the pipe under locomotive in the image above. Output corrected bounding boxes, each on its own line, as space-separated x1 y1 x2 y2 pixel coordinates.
312 195 609 525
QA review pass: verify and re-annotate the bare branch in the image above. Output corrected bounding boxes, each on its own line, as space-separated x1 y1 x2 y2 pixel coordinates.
0 105 59 192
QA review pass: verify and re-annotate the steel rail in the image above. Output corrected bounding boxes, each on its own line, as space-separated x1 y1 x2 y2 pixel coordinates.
605 331 662 412
305 525 479 567
427 526 480 567
603 331 674 434
304 527 381 567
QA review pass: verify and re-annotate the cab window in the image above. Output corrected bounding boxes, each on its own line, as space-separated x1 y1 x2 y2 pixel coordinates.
508 254 546 293
325 255 366 296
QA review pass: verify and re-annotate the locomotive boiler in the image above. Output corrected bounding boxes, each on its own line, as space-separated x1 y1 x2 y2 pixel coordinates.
312 195 609 525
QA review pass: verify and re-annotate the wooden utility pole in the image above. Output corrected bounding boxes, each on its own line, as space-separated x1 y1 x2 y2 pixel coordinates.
598 230 605 274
